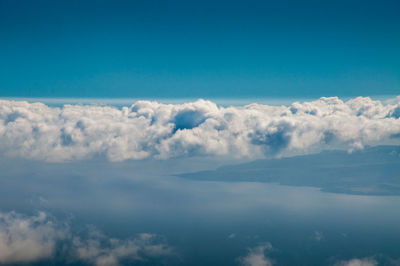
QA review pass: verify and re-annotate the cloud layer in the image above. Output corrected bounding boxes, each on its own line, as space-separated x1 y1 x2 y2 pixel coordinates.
0 211 174 265
0 96 399 161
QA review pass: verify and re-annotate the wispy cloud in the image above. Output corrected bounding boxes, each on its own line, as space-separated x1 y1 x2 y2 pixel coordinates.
71 231 174 266
228 233 236 239
313 231 324 242
0 96 399 161
0 211 174 265
238 242 274 266
334 257 378 266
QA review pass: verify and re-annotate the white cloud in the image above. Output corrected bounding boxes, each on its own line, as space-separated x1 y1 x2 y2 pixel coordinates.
334 257 378 266
238 242 274 266
0 211 62 264
72 231 174 266
0 96 399 162
0 211 174 265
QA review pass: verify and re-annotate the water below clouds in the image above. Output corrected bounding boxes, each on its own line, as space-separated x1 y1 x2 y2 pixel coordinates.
0 150 400 265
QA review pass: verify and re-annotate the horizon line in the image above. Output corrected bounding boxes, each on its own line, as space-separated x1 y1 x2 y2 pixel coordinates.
1 95 398 107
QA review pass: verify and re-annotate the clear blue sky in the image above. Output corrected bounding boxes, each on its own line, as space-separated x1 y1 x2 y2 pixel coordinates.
0 0 399 98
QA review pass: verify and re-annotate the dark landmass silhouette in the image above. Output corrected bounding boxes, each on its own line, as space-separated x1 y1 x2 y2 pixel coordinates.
178 146 400 196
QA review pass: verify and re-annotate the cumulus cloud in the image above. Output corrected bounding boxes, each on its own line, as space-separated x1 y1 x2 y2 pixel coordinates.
0 96 399 162
334 257 378 266
0 211 62 264
0 211 174 265
238 242 274 266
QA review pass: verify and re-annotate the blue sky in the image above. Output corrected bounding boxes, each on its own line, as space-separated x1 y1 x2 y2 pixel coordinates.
0 0 399 98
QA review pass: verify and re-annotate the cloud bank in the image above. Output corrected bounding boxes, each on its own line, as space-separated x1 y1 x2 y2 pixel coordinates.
0 96 399 162
0 211 174 265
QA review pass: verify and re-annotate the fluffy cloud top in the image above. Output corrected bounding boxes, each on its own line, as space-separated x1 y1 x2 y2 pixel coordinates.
0 211 174 265
0 96 399 162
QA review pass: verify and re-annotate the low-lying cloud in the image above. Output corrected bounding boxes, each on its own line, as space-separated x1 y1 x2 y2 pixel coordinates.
72 231 174 266
1 96 399 162
334 257 378 266
0 211 174 265
0 211 61 264
238 242 274 266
